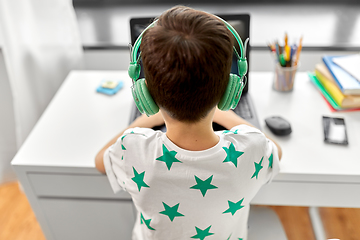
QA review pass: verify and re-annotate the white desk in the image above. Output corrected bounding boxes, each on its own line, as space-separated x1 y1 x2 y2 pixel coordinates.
11 71 360 240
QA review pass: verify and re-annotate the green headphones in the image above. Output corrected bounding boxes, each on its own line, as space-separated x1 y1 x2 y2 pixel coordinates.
128 16 248 116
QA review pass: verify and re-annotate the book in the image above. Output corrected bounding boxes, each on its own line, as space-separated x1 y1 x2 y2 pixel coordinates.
322 55 360 95
308 72 341 111
332 54 360 83
308 72 360 112
315 64 360 108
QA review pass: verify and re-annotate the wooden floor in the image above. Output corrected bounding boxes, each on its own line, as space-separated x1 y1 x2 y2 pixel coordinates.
0 182 45 240
1 181 360 240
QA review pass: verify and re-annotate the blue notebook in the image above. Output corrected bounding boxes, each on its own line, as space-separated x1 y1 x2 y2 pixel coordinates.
322 55 360 95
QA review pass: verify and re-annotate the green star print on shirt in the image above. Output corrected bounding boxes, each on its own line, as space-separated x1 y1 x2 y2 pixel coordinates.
156 144 182 170
227 235 243 240
120 135 126 160
140 213 155 230
222 142 244 167
190 175 218 197
223 129 239 134
268 153 273 168
223 198 245 215
191 225 214 240
159 202 184 222
251 157 264 179
131 167 150 191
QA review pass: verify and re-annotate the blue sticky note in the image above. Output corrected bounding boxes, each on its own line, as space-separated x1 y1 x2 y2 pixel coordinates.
96 80 123 95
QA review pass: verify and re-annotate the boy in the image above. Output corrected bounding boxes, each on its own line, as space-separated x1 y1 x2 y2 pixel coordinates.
95 5 282 240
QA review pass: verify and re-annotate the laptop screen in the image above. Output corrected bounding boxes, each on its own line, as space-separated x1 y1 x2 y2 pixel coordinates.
129 14 250 93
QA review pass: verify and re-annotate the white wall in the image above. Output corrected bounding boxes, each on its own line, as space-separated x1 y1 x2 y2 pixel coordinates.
83 49 130 70
83 48 357 72
250 50 358 72
0 49 17 183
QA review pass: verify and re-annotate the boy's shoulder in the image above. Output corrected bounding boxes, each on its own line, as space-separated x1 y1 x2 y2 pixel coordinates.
122 127 159 138
220 124 268 150
223 124 262 135
118 127 163 146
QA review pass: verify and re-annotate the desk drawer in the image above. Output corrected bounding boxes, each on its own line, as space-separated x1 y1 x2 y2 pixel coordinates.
28 173 131 199
251 180 360 208
39 198 135 240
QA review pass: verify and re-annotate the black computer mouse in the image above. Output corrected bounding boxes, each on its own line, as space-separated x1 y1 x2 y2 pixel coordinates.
265 116 292 136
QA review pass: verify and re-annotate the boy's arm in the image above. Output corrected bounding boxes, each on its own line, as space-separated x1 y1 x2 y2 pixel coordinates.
213 109 282 160
95 112 165 173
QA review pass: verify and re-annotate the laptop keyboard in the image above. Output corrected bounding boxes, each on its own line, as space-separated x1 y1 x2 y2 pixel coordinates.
234 96 253 119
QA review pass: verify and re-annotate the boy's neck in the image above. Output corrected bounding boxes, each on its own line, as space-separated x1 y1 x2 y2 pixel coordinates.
162 109 219 151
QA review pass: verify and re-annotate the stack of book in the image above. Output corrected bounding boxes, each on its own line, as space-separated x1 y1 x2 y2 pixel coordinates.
308 54 360 111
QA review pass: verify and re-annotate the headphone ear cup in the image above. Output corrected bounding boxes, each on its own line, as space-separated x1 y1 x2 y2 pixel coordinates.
132 78 159 116
238 58 248 77
230 74 243 110
128 62 141 81
218 74 242 111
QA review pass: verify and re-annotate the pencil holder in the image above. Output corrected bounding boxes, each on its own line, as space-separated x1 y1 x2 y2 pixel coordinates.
273 62 300 92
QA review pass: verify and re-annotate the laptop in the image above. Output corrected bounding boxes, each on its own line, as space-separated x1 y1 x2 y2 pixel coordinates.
129 14 261 131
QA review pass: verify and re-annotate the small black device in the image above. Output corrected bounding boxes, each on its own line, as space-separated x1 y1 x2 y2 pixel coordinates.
265 116 292 136
322 116 348 145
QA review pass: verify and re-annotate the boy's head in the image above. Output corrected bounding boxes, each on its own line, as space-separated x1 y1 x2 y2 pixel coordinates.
140 6 234 123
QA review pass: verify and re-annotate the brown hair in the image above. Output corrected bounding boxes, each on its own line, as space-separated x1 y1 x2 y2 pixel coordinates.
140 6 234 122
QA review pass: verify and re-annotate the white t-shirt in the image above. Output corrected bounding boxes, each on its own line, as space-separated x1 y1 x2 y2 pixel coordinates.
104 124 280 240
